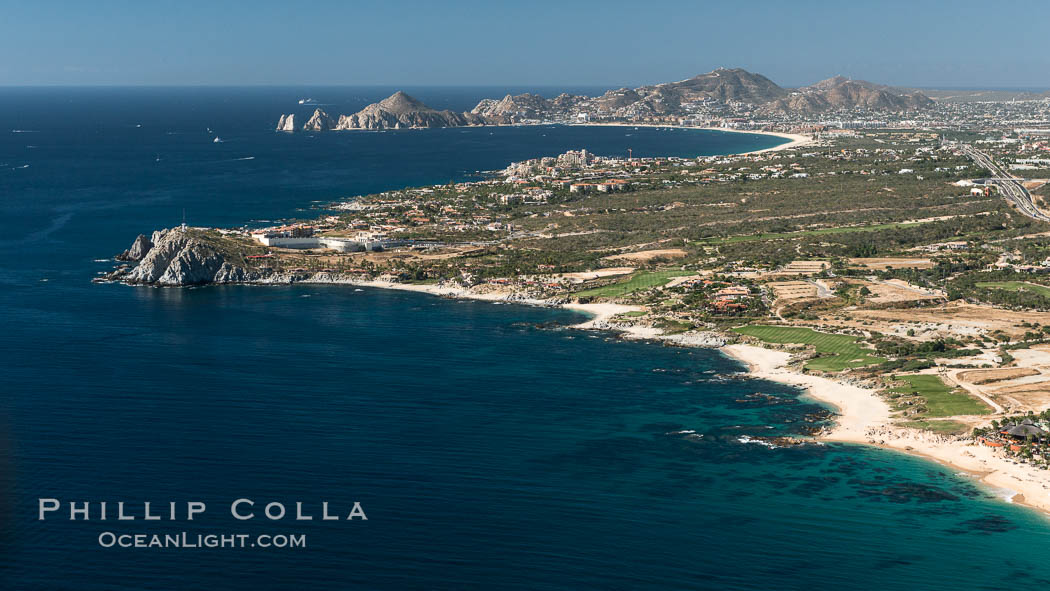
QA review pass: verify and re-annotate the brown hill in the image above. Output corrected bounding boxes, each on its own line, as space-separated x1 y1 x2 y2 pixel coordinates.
764 76 933 114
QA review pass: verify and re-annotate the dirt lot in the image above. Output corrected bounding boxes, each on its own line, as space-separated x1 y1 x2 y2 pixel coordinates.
773 260 828 276
849 257 936 270
845 301 1050 340
954 347 1050 411
957 367 1040 385
770 281 817 300
861 278 943 304
990 382 1050 411
602 249 687 263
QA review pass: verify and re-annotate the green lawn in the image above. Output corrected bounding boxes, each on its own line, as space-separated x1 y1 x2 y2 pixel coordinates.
889 374 991 417
897 419 970 434
732 325 884 371
975 281 1050 298
575 270 694 299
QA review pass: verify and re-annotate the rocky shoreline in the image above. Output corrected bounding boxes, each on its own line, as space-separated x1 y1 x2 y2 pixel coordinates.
99 228 729 348
100 228 1050 517
104 228 250 285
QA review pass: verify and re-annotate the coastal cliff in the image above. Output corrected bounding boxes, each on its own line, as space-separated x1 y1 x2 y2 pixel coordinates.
275 113 296 132
107 228 250 286
303 108 334 131
274 92 481 131
102 230 731 348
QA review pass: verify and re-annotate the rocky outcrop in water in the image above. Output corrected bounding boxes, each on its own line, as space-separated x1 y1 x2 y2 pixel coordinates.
116 233 154 262
302 108 334 131
110 228 252 286
276 113 296 132
334 91 481 130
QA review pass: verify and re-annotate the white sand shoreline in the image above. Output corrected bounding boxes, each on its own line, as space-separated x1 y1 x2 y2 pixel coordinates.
719 343 1050 518
275 272 1050 518
308 120 813 154
281 278 1050 517
565 121 813 153
264 275 1050 516
337 279 723 345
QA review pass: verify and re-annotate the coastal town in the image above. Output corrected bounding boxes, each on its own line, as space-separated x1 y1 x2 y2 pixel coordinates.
100 74 1050 515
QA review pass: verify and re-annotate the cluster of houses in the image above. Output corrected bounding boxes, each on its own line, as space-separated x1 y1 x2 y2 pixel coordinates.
708 284 752 312
676 278 754 313
568 179 630 193
496 186 553 205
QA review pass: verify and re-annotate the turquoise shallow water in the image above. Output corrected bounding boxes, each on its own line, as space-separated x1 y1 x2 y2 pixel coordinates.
1 88 1049 590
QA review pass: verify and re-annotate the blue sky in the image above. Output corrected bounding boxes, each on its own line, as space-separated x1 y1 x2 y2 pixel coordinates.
2 0 1047 88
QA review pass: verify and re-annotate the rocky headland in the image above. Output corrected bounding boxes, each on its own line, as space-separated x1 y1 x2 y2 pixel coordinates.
104 228 251 286
278 91 483 132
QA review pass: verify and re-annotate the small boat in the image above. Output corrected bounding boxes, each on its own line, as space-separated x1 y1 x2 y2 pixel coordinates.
298 98 317 105
213 136 223 143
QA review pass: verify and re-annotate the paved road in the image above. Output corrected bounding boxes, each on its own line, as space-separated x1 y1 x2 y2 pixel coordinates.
959 144 1050 222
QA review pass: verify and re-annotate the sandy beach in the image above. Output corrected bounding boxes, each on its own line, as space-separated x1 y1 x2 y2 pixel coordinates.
569 121 813 153
338 278 724 345
297 275 1050 517
699 127 813 153
720 344 888 440
720 343 1050 518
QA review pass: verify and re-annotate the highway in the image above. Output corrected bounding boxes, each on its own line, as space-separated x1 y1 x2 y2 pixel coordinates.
959 144 1050 221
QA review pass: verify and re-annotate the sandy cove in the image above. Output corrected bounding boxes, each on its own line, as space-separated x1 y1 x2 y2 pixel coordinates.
699 127 813 154
568 121 813 153
330 277 640 324
335 279 725 346
721 344 1050 517
300 277 1050 517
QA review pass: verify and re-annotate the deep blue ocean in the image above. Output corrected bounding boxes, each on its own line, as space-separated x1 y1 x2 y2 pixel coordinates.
1 87 1049 590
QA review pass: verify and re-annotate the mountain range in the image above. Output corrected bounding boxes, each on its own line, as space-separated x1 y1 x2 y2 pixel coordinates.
277 68 935 131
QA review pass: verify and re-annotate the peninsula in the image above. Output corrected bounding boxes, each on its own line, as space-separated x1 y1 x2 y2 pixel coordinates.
276 68 934 132
108 82 1050 517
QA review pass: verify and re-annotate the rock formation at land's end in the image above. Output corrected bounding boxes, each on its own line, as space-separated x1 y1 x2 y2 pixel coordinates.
107 229 249 286
276 113 296 132
116 233 154 261
334 91 481 130
303 108 334 131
